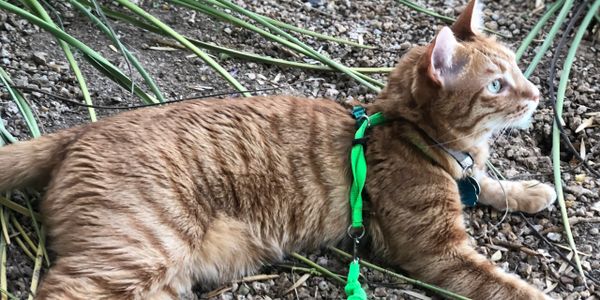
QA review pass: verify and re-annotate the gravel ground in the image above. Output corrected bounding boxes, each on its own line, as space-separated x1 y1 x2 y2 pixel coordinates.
1 0 599 299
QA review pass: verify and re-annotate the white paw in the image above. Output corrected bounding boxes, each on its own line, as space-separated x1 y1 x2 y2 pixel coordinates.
518 181 557 213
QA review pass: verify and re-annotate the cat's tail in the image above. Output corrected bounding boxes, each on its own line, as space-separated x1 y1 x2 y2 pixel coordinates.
0 127 83 191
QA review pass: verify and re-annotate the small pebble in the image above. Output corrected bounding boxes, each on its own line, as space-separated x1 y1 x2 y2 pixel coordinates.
318 280 328 291
373 287 387 297
237 284 250 296
546 232 562 242
32 51 47 65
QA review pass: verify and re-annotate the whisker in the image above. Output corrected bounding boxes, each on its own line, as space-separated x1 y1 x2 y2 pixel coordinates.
427 119 512 151
491 122 511 145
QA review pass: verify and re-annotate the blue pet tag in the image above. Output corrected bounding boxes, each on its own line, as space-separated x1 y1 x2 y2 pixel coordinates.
457 176 480 207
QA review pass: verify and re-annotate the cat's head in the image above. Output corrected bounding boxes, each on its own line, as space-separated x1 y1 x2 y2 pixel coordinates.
375 0 540 150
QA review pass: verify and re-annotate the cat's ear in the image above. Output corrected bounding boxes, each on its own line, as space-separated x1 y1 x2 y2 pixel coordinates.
452 0 483 40
425 26 458 86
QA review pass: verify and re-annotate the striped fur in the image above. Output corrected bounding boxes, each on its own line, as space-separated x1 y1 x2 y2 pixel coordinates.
0 1 555 299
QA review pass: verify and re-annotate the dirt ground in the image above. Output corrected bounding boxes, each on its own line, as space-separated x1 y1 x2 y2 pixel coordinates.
0 0 599 299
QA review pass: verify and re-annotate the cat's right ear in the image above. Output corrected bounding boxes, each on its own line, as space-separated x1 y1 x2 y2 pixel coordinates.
452 0 482 40
424 26 458 87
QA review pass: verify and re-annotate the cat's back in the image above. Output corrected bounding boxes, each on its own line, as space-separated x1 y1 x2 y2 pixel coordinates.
71 96 352 147
55 96 353 162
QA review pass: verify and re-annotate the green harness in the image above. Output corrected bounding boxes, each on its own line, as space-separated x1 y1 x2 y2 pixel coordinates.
345 107 385 300
344 106 481 300
345 106 479 299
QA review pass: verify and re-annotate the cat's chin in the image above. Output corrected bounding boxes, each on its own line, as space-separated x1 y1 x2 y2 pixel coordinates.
509 104 537 129
510 117 533 129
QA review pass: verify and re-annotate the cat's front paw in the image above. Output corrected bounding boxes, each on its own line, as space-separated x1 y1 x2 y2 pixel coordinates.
514 181 557 214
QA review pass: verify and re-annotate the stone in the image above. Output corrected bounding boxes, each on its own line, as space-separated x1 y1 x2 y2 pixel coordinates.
318 280 328 291
32 51 47 65
373 287 387 297
546 232 562 242
237 284 250 296
251 281 265 293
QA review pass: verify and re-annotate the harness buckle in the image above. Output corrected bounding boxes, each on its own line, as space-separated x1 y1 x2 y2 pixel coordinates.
351 106 371 128
352 237 360 263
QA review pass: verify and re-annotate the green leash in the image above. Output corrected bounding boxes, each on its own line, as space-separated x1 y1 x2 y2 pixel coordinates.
346 107 385 300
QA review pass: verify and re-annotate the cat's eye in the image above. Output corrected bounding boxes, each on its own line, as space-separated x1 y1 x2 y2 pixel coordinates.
487 80 503 94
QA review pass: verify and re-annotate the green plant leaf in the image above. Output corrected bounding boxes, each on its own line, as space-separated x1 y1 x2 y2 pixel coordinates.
551 0 599 285
0 67 40 138
207 0 382 92
26 0 98 122
70 0 166 103
0 0 158 104
114 0 250 96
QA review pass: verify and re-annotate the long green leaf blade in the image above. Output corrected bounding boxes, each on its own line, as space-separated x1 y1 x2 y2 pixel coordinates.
69 0 166 103
515 0 565 61
551 0 599 285
208 0 381 92
0 0 158 104
524 0 574 78
114 0 250 96
0 67 40 138
26 0 98 122
208 0 376 49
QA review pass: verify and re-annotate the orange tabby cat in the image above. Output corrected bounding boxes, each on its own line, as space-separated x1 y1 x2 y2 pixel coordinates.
0 0 556 299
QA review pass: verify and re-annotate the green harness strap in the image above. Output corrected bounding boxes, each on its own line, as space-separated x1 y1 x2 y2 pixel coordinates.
346 107 385 300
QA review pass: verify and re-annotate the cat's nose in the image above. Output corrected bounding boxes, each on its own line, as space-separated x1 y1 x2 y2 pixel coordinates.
530 87 540 102
524 83 540 103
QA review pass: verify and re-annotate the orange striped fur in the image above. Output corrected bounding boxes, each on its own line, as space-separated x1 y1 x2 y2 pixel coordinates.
0 1 555 299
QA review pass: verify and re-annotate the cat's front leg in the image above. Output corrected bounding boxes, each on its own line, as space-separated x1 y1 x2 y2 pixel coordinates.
476 175 556 213
468 146 556 214
370 182 552 299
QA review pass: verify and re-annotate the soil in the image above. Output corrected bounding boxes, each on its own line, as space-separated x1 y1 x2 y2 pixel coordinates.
0 0 599 299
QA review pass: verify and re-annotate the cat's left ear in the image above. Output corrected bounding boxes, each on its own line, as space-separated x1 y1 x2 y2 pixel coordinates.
424 26 459 87
452 0 483 40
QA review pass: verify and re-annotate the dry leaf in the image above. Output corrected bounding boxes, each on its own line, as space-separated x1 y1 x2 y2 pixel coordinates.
282 273 310 296
272 73 282 83
148 46 178 51
187 85 214 92
486 244 509 252
553 243 592 256
537 248 552 258
543 281 558 294
533 0 545 12
558 252 573 273
491 250 502 261
240 274 279 282
575 174 586 183
575 117 594 133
